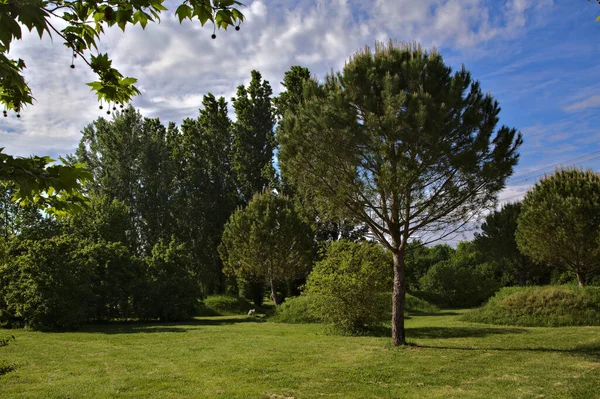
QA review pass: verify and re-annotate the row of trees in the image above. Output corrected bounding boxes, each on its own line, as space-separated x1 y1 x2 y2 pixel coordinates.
7 42 598 347
1 43 525 347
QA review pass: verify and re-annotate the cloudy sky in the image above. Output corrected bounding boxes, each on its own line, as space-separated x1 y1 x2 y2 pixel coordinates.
2 0 599 211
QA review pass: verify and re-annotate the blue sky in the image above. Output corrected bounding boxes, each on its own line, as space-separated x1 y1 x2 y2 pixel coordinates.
1 0 599 209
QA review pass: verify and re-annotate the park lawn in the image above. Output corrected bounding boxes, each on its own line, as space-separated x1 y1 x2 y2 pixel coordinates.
1 310 599 399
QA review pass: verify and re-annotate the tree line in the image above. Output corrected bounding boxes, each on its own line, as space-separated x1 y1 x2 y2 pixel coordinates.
2 42 598 347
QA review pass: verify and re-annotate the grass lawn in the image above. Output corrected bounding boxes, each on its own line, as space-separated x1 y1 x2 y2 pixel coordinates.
1 310 599 399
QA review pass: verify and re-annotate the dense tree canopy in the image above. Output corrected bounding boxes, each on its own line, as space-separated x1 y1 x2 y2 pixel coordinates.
279 41 522 345
475 202 539 286
219 191 313 305
516 169 600 286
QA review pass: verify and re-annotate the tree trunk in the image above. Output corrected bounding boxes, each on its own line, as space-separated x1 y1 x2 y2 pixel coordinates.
270 278 280 306
519 272 526 287
576 271 586 287
391 248 407 346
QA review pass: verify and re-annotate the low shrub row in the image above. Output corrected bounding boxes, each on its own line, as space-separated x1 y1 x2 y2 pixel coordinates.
463 286 600 327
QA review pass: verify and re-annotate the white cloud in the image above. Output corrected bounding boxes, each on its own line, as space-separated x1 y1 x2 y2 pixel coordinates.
1 0 555 159
564 95 600 112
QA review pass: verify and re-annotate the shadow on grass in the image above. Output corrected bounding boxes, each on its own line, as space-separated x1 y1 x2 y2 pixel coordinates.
415 342 600 362
407 311 461 317
77 317 265 334
408 326 527 339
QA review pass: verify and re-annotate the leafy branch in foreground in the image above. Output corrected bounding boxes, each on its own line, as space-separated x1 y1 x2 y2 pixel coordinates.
0 148 92 215
0 0 245 115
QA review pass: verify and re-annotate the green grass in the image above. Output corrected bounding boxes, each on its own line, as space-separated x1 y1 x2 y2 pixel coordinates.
1 311 599 398
463 286 600 327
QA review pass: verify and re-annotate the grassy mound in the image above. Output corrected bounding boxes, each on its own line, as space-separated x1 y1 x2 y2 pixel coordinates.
463 286 600 327
405 294 439 314
200 295 255 316
271 294 438 324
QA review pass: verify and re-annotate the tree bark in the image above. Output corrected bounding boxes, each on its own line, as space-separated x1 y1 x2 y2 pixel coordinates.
269 278 280 306
519 272 526 287
576 271 586 287
391 248 407 346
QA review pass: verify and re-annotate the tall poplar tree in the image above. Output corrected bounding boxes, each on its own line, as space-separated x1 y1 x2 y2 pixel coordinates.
178 94 237 292
76 110 179 254
279 41 522 345
232 70 276 203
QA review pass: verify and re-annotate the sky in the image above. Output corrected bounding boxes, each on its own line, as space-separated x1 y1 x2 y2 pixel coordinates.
1 0 599 225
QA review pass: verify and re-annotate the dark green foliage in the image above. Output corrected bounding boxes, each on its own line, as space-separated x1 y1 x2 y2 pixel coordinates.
278 41 523 345
220 191 313 305
202 295 254 316
176 94 238 292
135 239 201 322
305 241 392 333
475 202 542 286
65 194 133 247
419 261 499 308
78 240 139 321
0 236 93 330
516 169 600 286
463 286 600 326
237 278 265 306
405 241 454 291
232 70 276 203
419 242 500 307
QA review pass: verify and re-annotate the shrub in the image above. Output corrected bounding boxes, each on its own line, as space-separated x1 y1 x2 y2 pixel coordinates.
78 240 139 321
0 236 93 330
463 286 600 327
202 295 255 316
305 240 392 333
271 296 320 324
419 260 500 308
134 239 201 322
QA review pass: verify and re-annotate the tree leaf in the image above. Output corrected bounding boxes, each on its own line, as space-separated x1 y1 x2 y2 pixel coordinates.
175 4 193 23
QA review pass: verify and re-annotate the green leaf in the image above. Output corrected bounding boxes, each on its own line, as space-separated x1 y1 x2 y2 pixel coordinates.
194 5 213 25
175 4 193 23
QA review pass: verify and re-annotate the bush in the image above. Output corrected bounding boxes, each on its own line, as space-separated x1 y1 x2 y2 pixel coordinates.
419 260 500 308
202 295 255 316
305 240 392 333
0 236 93 330
463 286 600 327
134 239 201 322
78 240 139 321
271 296 320 324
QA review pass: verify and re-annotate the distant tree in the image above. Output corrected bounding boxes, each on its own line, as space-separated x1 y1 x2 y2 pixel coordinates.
279 41 522 345
404 241 454 291
232 70 276 203
77 110 180 254
475 202 541 286
219 191 313 305
516 169 600 286
419 241 499 308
